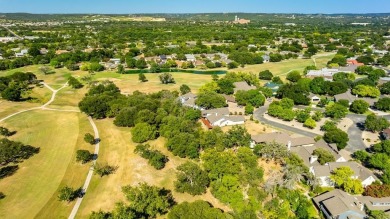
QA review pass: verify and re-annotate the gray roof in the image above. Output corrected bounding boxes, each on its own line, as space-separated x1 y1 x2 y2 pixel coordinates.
312 162 376 181
338 65 358 73
202 107 230 117
180 92 197 100
207 115 244 125
334 90 377 106
251 132 291 145
290 137 315 147
233 81 256 92
222 94 236 103
313 189 366 218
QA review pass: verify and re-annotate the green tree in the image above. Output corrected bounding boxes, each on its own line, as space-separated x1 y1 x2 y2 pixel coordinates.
352 85 380 98
168 200 228 219
323 128 349 150
286 70 301 82
68 76 83 89
375 97 390 111
166 133 200 159
121 183 174 218
223 125 251 148
304 117 316 129
159 72 175 84
84 133 95 144
131 123 157 143
312 148 335 165
58 186 78 202
365 114 390 132
325 103 348 119
380 82 390 95
76 149 93 164
344 178 364 194
259 70 273 80
195 92 227 109
0 127 13 137
330 166 354 187
94 162 118 177
179 84 191 95
245 104 254 115
350 99 369 114
175 161 210 195
135 58 147 69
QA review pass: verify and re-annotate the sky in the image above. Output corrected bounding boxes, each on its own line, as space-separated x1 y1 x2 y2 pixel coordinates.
0 0 389 14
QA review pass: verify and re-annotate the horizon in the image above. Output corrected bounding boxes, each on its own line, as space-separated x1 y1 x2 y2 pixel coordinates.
1 0 389 14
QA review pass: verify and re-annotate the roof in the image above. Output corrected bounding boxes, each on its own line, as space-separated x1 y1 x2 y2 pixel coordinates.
201 118 212 129
222 94 236 103
312 162 376 181
264 82 281 89
251 132 291 145
313 189 366 218
233 81 256 92
306 68 340 78
185 54 196 60
334 90 377 106
290 137 315 147
202 107 230 117
180 92 197 100
383 128 390 136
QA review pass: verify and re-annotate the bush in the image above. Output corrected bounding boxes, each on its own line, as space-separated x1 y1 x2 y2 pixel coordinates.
375 97 390 112
259 70 273 80
350 99 369 114
68 76 83 89
58 186 81 202
304 118 316 129
131 123 157 143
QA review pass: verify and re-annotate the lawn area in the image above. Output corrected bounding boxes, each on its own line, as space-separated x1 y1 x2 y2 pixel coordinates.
93 71 213 94
49 86 87 110
0 110 90 219
76 119 230 219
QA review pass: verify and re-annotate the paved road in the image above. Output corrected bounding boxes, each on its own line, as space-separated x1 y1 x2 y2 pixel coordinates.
254 104 390 153
68 117 100 219
253 106 318 138
0 82 69 122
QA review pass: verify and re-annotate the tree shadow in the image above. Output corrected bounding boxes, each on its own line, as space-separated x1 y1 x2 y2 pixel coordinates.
0 165 19 179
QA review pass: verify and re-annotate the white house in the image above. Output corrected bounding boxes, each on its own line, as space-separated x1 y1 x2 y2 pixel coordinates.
201 107 244 127
310 162 377 187
185 54 196 62
15 49 28 58
179 93 203 110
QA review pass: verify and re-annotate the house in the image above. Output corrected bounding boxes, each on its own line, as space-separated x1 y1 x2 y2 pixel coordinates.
313 189 366 219
39 48 48 55
15 49 28 57
233 81 256 93
382 128 390 140
222 94 236 103
201 107 244 127
306 68 341 80
109 58 121 65
291 140 347 167
264 82 281 96
308 93 320 102
338 64 360 73
250 132 315 149
185 54 196 62
334 90 377 106
378 77 390 85
179 93 203 110
314 189 390 219
158 55 167 64
310 162 377 187
262 55 270 63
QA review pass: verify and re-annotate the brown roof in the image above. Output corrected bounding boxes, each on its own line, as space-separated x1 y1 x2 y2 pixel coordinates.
290 137 315 147
222 94 236 103
233 81 256 92
383 129 390 136
251 132 291 145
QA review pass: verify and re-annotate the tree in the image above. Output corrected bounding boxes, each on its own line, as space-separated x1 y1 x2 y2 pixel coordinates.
39 66 54 75
223 125 251 148
135 58 147 69
286 70 301 82
259 70 273 80
94 163 118 177
312 148 335 165
365 114 390 132
195 92 227 109
277 83 310 105
159 73 175 84
254 142 289 162
380 82 390 95
245 104 254 115
168 200 227 219
0 126 13 137
343 178 364 194
1 87 21 101
58 186 79 202
350 99 369 114
131 123 157 143
353 150 370 163
375 97 390 111
330 166 354 187
272 76 283 84
84 133 95 144
365 184 390 198
134 144 168 170
235 89 265 107
352 85 380 98
138 73 147 82
227 61 239 69
76 149 93 163
166 133 200 159
323 128 349 150
117 64 125 74
325 103 348 119
179 84 191 95
310 77 326 94
175 161 210 195
217 78 235 94
121 183 174 218
68 76 83 89
312 111 323 122
303 117 316 129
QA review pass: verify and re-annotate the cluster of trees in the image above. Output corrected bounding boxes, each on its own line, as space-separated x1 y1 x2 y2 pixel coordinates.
268 98 295 121
364 114 390 133
134 144 168 170
68 76 83 89
76 150 94 164
0 72 37 101
364 184 390 198
321 121 349 150
375 97 390 112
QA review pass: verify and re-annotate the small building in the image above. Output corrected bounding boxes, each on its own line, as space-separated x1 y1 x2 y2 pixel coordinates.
382 128 390 140
233 81 256 93
201 107 244 127
109 58 121 65
185 54 196 62
179 93 203 110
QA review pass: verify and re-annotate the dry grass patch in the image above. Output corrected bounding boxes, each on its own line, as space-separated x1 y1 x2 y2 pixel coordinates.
258 159 282 181
76 119 230 218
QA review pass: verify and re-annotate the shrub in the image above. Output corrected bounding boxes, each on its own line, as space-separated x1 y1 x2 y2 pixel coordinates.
84 133 95 144
76 150 93 163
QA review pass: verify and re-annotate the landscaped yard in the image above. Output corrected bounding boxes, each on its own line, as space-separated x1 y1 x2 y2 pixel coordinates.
0 110 92 219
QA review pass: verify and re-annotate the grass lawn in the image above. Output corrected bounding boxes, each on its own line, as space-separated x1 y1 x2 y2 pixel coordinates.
76 119 230 219
0 110 90 219
93 72 213 94
49 86 87 110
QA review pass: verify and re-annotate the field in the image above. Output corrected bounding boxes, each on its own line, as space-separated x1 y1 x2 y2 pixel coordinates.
0 111 92 219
